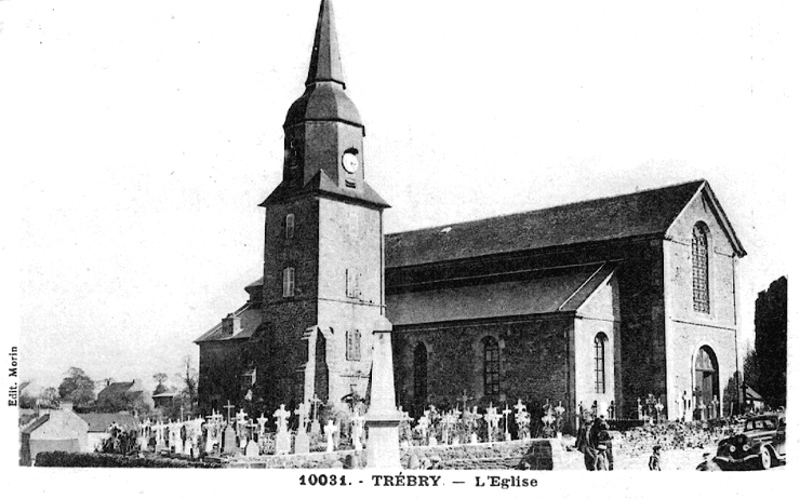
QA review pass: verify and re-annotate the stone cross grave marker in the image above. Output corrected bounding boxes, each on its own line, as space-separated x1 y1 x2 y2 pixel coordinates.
236 409 248 426
485 403 501 443
223 400 236 423
324 419 337 453
274 404 292 455
294 402 308 432
257 414 269 436
273 404 290 433
460 390 472 411
502 403 512 441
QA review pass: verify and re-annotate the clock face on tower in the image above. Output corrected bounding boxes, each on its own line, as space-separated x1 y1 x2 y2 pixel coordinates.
342 152 359 174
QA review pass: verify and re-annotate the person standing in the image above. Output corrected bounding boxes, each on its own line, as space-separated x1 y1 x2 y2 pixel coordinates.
575 415 597 470
648 445 662 470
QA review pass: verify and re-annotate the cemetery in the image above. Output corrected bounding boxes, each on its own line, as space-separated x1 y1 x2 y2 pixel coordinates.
30 389 747 470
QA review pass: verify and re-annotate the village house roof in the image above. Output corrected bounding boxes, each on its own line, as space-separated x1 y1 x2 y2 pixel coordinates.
385 180 744 269
96 380 146 401
78 413 138 433
21 414 50 435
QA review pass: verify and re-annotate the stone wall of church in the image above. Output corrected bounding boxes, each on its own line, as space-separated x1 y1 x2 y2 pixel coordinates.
262 196 321 408
392 316 573 417
197 341 246 415
387 237 670 420
663 190 740 418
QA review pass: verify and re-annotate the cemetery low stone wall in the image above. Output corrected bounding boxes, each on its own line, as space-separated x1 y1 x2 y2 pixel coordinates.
222 439 565 470
403 439 563 470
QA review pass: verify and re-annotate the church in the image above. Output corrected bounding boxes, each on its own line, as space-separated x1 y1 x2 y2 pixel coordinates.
195 0 746 429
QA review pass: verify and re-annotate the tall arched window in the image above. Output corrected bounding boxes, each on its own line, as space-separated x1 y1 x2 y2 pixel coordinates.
483 337 500 398
594 333 608 394
692 223 710 313
282 267 295 297
285 214 295 239
413 343 428 412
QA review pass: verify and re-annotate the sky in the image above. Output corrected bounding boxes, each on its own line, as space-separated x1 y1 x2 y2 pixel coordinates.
1 0 795 396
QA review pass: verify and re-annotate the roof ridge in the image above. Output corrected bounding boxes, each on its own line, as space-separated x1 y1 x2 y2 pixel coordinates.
386 179 705 237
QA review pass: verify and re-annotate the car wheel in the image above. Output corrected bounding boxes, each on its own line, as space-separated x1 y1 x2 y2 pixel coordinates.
758 447 772 470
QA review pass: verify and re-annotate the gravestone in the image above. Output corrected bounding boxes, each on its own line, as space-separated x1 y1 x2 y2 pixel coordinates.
245 439 259 457
428 435 438 446
274 404 292 455
324 420 337 453
294 430 310 454
502 404 512 441
222 425 237 455
485 404 501 443
352 415 365 451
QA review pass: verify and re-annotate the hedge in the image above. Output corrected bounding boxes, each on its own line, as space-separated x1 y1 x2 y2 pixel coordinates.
35 452 222 468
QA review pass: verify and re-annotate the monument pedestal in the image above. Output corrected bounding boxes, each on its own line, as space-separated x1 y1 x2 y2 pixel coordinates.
364 318 401 469
365 414 402 468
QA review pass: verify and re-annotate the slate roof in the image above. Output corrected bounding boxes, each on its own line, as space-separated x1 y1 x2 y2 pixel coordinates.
194 304 263 344
386 262 616 326
21 414 50 435
385 180 706 269
261 170 389 208
79 412 138 433
97 382 136 399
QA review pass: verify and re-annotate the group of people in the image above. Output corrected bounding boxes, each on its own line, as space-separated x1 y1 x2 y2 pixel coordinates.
575 415 614 470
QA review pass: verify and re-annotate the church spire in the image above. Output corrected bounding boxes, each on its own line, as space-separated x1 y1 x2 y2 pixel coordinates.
306 0 346 88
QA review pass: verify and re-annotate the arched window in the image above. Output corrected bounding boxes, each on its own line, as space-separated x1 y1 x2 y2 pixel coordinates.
285 214 295 239
282 267 295 297
346 330 361 361
594 333 608 394
413 343 428 411
692 224 710 313
483 337 500 398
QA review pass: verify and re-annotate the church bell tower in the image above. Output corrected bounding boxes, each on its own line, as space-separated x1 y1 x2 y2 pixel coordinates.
260 0 389 410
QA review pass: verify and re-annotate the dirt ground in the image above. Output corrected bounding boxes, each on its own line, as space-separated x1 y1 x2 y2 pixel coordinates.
560 446 710 470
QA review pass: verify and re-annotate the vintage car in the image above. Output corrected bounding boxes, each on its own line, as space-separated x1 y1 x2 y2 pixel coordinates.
714 413 786 470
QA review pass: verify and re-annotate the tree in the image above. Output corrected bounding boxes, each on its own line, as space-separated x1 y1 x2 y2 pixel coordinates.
742 348 761 395
153 373 170 395
176 356 198 416
58 367 96 407
39 387 61 409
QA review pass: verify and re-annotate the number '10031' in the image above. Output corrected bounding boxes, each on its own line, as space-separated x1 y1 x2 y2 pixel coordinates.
299 474 348 486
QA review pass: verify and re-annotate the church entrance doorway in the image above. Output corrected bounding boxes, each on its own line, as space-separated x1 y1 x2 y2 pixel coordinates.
694 346 719 420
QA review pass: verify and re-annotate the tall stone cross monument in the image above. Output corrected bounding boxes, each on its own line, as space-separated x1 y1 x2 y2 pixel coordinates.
365 316 401 468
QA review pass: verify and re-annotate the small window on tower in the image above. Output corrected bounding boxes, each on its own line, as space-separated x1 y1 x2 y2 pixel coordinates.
346 269 361 299
346 330 361 361
283 267 295 297
285 214 295 240
288 139 301 167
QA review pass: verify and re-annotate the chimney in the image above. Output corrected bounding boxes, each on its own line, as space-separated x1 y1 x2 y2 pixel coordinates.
61 402 74 412
221 313 242 337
